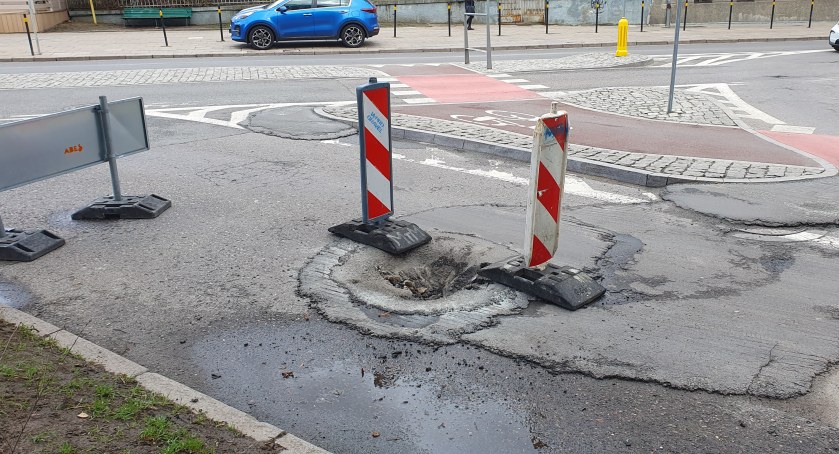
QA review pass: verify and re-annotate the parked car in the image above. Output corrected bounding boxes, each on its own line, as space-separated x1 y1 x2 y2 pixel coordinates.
229 0 379 50
831 21 839 51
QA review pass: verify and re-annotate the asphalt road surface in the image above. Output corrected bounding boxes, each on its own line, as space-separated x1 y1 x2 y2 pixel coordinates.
1 42 838 453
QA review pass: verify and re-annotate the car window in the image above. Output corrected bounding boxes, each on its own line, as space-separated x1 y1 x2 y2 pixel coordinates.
282 0 313 10
315 0 349 7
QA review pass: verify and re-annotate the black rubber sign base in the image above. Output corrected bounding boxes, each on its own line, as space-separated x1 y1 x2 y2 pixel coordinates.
329 219 431 255
0 229 65 262
478 256 606 311
72 194 171 220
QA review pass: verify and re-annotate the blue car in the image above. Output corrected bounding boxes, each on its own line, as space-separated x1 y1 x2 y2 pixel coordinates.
229 0 380 49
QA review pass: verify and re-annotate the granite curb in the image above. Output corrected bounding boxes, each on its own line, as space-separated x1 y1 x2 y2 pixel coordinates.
0 304 330 454
314 107 835 187
0 35 824 63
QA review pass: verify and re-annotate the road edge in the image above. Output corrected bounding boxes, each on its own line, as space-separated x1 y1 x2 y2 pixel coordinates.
0 304 330 454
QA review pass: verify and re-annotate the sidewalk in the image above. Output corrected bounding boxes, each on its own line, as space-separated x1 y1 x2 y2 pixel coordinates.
0 21 832 61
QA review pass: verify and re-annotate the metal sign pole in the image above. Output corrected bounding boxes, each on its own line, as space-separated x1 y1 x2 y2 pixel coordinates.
26 0 40 55
667 0 683 113
463 12 470 64
485 4 492 70
97 96 123 202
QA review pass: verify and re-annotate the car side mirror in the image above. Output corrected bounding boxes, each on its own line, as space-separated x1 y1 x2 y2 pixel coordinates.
278 5 287 12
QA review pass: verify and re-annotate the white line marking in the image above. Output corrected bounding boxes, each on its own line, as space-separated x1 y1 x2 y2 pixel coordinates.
518 84 549 90
388 151 647 204
770 125 815 134
502 79 530 83
487 74 512 78
392 90 422 96
403 98 437 104
390 84 409 88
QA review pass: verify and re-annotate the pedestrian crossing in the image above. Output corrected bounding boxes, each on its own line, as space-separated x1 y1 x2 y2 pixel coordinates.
373 66 553 105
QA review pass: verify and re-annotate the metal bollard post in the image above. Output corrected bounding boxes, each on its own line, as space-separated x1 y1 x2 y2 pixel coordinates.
218 5 224 41
498 2 501 36
595 4 600 33
640 0 645 32
545 0 549 34
769 0 775 29
682 0 687 31
448 3 451 36
393 5 397 37
23 13 34 56
97 96 123 202
808 0 814 28
728 1 733 29
160 9 169 46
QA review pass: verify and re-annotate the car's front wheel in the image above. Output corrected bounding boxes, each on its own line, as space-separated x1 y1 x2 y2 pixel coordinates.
833 45 839 52
341 24 366 48
249 25 275 50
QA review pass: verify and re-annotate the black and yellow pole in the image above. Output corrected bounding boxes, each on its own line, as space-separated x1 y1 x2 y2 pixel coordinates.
448 3 451 36
682 0 687 31
545 0 549 34
23 13 34 56
218 5 224 41
595 3 600 33
808 0 814 28
393 4 397 37
728 1 733 29
160 9 169 46
769 0 775 29
498 2 501 36
640 0 645 32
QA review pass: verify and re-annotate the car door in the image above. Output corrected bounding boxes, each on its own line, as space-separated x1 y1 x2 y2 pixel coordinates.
312 0 350 38
271 0 315 38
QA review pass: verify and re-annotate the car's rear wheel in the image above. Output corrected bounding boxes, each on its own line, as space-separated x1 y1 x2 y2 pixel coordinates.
341 24 366 48
249 26 275 50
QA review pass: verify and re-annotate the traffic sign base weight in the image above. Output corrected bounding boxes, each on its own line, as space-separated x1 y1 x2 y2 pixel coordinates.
329 219 431 255
478 256 605 310
72 194 171 220
0 229 65 262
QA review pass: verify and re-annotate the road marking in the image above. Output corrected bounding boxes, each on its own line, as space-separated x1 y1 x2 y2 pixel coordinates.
651 49 831 67
391 150 647 205
146 102 351 129
680 83 785 125
770 125 816 134
403 98 437 104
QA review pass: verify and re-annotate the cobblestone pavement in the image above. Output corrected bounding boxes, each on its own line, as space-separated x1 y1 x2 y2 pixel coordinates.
321 104 826 182
0 66 385 90
460 53 653 74
559 86 739 126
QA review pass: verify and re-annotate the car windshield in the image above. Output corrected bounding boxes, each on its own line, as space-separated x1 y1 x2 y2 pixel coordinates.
264 0 282 9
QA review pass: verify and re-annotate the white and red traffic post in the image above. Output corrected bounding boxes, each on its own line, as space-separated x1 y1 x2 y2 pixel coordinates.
328 77 431 255
524 102 569 269
357 78 394 223
478 103 604 310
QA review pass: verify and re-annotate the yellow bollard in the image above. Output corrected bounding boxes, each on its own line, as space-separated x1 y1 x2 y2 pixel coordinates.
615 17 628 57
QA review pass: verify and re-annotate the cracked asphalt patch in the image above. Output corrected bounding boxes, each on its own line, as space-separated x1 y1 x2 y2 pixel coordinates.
302 201 839 399
244 106 357 140
662 177 839 226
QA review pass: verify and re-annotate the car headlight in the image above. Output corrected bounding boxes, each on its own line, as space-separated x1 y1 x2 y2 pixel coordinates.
233 11 254 21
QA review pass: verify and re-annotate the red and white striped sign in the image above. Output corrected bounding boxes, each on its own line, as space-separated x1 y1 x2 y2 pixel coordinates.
523 106 569 269
359 84 393 222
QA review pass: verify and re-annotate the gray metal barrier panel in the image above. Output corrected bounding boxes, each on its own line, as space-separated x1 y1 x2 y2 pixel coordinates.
0 97 148 193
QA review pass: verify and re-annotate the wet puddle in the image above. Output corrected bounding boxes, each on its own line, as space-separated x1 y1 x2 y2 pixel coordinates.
188 319 540 453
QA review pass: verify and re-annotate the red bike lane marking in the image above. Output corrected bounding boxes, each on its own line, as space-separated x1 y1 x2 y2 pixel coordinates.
758 131 839 168
396 99 822 167
395 74 543 103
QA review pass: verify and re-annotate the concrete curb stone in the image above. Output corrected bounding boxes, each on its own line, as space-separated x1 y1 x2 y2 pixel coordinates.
0 304 330 454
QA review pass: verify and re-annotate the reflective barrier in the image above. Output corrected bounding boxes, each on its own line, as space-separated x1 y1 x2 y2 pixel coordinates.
0 96 170 261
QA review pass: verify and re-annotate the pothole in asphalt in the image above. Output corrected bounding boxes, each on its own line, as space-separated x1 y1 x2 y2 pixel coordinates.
300 233 529 344
376 253 484 300
244 105 356 140
333 234 519 316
